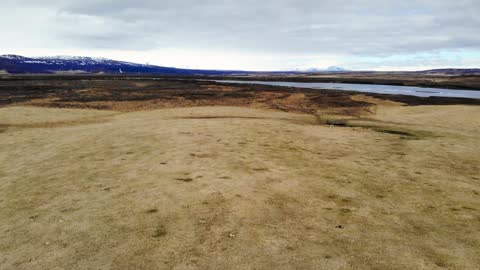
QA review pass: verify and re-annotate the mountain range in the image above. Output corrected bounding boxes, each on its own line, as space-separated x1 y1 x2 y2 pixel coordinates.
0 54 352 75
0 54 244 75
1 54 479 75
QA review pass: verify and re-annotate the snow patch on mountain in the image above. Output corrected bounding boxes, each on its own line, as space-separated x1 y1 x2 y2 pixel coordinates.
40 55 110 61
295 66 349 72
1 54 27 60
325 66 348 72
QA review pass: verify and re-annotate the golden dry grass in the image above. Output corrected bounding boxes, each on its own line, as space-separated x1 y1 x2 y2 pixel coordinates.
0 104 479 269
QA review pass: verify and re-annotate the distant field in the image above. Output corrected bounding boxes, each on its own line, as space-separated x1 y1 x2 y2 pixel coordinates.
1 78 479 269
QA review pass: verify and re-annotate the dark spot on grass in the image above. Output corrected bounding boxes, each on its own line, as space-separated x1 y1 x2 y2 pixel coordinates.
335 225 344 229
341 198 352 203
190 153 210 158
304 225 314 230
326 120 434 140
0 125 8 133
153 225 167 238
286 245 295 250
372 128 414 137
146 208 158 214
326 119 348 126
60 207 79 213
175 177 193 182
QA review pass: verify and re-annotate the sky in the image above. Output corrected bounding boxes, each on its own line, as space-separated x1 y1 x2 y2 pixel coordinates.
1 0 479 71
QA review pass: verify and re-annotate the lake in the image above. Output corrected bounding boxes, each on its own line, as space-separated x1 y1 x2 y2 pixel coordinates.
215 80 480 99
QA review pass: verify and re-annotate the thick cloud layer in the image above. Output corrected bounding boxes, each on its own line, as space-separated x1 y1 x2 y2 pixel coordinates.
1 0 479 70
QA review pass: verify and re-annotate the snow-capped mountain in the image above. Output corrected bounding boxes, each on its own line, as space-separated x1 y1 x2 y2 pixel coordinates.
298 66 349 73
2 55 478 75
325 66 349 72
0 54 235 75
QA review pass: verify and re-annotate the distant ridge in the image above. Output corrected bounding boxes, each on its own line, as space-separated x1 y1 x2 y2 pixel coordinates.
0 54 246 75
1 54 479 75
417 68 480 75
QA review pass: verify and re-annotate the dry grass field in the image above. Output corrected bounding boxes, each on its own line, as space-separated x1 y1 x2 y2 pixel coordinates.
1 78 480 269
1 92 479 269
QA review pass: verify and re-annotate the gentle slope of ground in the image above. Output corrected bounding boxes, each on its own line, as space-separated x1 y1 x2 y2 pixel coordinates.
1 104 479 269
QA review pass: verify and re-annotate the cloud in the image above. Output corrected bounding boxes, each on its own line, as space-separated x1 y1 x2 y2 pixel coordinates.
1 0 479 70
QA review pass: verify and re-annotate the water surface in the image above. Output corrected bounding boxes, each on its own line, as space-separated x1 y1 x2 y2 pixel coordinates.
215 80 480 99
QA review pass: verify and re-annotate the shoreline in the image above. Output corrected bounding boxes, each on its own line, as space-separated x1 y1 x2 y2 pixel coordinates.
1 77 480 115
1 73 480 91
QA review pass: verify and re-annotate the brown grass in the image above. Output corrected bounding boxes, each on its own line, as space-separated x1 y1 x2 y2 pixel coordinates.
1 103 479 269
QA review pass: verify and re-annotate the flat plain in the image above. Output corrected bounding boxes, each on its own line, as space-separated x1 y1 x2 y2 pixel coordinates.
0 77 479 269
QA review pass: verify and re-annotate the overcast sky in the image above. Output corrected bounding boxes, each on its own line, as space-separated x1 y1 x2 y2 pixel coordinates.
1 0 479 71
